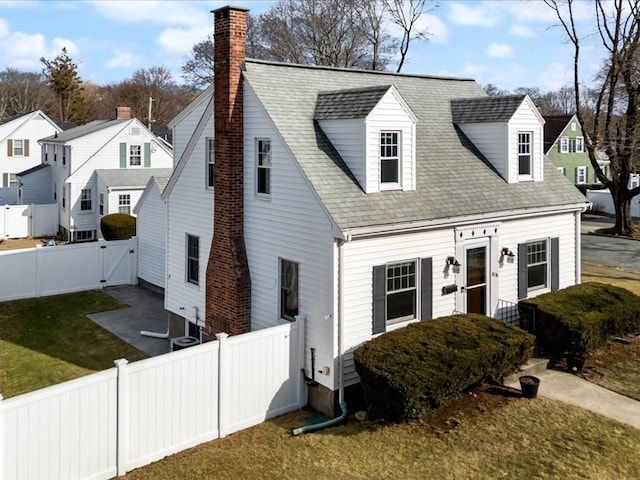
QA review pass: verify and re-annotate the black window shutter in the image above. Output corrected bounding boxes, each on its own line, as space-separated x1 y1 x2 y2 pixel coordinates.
372 265 386 334
518 243 528 299
420 257 433 320
550 237 560 291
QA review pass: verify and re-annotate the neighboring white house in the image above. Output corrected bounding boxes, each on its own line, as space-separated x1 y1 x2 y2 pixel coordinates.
95 168 172 217
163 7 590 416
0 111 61 204
17 108 173 242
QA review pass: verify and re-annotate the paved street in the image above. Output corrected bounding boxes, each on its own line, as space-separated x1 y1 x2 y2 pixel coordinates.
581 215 640 278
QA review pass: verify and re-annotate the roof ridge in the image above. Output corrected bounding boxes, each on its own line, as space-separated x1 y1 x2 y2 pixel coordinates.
244 58 476 82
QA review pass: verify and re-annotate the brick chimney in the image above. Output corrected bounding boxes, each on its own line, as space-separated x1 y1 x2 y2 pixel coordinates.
116 107 131 120
204 6 251 340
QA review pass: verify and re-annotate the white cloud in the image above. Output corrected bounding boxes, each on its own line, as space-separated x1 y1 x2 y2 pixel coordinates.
0 18 9 37
535 61 574 91
156 25 211 56
422 13 448 44
487 42 512 58
447 2 500 27
462 62 490 77
51 37 79 57
105 50 139 69
510 24 535 39
89 0 206 27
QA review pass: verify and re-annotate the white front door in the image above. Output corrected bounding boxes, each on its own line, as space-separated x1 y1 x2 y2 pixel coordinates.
463 239 490 315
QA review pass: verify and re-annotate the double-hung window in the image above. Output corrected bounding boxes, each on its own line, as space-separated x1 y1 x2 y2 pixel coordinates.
256 139 271 196
62 185 66 208
526 240 548 291
575 137 584 153
130 145 141 166
186 234 199 285
80 188 92 211
99 193 104 215
280 259 299 321
118 194 131 215
8 173 17 187
206 137 215 188
559 137 569 153
575 166 587 184
13 139 24 156
518 132 532 177
54 145 58 163
380 131 400 186
385 261 417 323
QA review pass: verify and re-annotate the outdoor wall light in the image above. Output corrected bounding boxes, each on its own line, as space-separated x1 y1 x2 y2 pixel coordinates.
446 256 461 267
501 247 515 258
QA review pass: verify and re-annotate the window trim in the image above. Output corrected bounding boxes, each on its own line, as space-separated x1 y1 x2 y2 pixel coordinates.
12 139 24 157
279 258 299 321
575 136 584 153
256 138 272 197
186 234 200 286
384 259 418 324
129 144 142 166
517 131 533 179
526 239 549 294
379 131 401 190
118 194 131 215
575 166 587 184
80 188 92 211
559 137 569 153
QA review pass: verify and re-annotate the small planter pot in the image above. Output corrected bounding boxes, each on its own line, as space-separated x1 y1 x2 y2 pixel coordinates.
566 355 586 374
519 375 540 399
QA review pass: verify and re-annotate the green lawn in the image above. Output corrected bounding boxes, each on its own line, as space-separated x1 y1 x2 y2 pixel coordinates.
0 290 147 398
123 397 640 480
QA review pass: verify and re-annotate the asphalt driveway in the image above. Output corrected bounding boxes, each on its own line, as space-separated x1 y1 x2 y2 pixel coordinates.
582 215 640 278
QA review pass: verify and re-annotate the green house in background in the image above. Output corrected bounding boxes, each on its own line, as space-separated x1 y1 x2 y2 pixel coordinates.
543 114 609 185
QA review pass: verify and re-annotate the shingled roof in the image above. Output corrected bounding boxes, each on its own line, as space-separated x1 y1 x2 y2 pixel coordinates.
243 60 587 232
314 85 391 120
543 114 575 153
451 95 527 123
40 119 128 143
96 168 173 188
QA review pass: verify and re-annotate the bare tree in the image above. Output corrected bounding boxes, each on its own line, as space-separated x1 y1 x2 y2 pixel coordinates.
384 0 435 72
0 69 52 118
546 0 640 236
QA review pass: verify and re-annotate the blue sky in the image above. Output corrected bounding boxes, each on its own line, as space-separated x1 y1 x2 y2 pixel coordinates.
0 0 604 92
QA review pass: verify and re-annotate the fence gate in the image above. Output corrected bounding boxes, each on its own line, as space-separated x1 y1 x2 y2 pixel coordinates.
101 241 136 286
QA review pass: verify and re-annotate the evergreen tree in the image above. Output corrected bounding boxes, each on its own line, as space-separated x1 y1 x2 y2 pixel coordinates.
40 47 89 124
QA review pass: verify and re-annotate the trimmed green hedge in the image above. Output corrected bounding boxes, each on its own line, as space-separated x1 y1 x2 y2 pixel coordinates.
100 213 136 241
353 314 534 422
519 282 640 358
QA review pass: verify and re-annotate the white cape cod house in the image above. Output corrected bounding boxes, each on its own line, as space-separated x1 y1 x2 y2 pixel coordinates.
18 108 173 242
0 110 61 204
157 6 589 415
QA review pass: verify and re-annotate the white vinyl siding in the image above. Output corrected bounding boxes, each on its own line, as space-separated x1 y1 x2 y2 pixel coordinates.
165 109 214 324
341 211 578 387
364 89 416 193
509 101 543 183
0 112 60 194
244 83 335 391
456 122 509 181
317 119 365 189
136 183 167 288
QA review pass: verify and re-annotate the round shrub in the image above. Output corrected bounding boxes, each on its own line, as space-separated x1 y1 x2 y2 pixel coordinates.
353 314 535 422
100 213 136 240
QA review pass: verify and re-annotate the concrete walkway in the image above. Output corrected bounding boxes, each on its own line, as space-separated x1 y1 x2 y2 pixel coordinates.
506 369 640 430
87 285 171 357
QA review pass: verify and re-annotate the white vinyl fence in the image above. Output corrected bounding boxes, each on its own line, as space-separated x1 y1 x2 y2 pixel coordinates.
1 320 305 480
587 189 640 218
0 203 58 239
0 238 137 302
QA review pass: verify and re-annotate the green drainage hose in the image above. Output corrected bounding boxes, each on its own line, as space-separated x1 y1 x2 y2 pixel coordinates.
291 402 348 436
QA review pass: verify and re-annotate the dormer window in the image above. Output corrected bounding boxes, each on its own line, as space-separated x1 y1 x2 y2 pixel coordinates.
518 132 532 177
380 131 400 187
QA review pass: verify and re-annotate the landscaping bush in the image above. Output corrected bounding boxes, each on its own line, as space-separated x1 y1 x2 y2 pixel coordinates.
100 213 136 240
519 282 640 358
353 314 535 422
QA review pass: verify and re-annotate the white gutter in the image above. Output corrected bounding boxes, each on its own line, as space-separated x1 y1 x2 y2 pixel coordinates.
340 203 590 239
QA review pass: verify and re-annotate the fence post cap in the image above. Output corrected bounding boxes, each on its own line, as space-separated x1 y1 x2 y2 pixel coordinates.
216 332 229 341
114 358 129 367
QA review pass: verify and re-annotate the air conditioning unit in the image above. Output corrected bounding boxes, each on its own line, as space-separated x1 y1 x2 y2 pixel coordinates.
170 336 200 352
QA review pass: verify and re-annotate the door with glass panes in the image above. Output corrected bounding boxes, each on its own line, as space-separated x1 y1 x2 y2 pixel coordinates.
463 240 489 315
